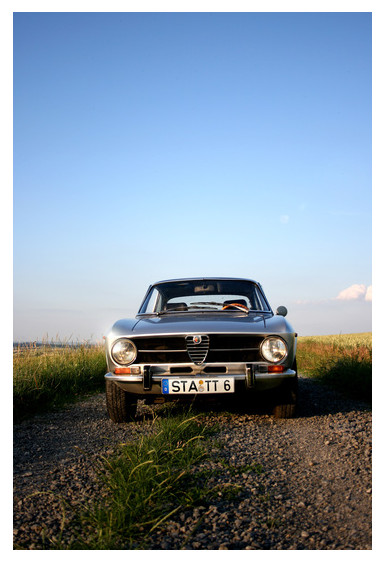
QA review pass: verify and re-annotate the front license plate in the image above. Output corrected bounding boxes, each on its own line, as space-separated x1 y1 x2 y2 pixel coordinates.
161 378 234 394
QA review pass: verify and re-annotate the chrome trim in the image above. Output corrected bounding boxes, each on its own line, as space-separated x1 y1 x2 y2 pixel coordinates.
136 347 264 354
186 334 209 364
109 331 278 338
253 369 296 380
111 337 138 366
105 368 296 383
140 349 186 353
106 372 143 382
260 336 288 363
209 347 260 351
105 372 246 382
151 277 260 285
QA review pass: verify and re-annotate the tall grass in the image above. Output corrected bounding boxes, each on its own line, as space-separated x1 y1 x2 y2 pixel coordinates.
13 342 106 422
296 333 372 402
14 332 372 423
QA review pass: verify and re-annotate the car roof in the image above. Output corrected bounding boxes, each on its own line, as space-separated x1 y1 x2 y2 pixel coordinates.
152 277 259 285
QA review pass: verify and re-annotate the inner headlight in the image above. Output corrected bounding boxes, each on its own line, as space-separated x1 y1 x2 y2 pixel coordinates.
111 339 137 365
260 337 288 363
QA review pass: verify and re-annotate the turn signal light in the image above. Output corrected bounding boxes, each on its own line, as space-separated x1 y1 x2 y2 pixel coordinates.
114 367 141 374
268 365 285 373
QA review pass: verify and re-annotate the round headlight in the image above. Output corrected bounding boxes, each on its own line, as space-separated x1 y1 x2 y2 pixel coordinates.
111 339 137 365
260 337 288 363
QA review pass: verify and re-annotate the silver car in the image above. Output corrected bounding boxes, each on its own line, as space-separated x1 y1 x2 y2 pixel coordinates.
105 278 298 421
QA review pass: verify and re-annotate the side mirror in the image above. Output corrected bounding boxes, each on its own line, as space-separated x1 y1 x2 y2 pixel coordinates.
276 306 288 317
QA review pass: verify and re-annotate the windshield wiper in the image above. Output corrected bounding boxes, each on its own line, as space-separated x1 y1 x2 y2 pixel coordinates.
155 308 216 315
153 308 204 315
189 302 225 307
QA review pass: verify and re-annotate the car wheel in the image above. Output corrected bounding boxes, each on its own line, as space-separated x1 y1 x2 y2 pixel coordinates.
272 402 296 419
272 360 298 419
106 380 137 423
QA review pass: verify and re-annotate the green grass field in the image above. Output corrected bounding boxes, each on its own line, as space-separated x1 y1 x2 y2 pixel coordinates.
13 343 106 422
296 332 372 402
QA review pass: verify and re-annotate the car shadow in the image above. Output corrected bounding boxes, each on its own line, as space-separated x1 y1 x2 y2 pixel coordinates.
141 375 371 420
294 375 371 418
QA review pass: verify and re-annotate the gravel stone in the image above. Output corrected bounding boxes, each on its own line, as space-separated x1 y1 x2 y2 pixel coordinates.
13 376 371 550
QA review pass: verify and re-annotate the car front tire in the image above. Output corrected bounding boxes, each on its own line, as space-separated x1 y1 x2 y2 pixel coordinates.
272 401 296 419
106 380 137 423
272 360 298 419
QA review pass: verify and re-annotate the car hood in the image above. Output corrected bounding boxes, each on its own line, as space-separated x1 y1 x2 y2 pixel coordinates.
109 313 294 337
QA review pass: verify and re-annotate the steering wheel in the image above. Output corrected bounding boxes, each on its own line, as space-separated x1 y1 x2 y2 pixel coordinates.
222 303 249 312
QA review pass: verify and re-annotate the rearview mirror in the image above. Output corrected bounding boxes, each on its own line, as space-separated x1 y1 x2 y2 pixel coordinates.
276 306 288 317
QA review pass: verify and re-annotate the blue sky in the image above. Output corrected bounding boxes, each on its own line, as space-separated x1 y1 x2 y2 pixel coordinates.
13 11 372 341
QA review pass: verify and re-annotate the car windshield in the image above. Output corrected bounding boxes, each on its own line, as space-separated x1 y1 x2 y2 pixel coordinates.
139 279 271 314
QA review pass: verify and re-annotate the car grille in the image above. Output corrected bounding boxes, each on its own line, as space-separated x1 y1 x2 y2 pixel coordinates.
186 335 210 364
134 334 263 364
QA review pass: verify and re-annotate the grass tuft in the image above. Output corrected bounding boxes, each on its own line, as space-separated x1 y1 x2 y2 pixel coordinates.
56 412 216 549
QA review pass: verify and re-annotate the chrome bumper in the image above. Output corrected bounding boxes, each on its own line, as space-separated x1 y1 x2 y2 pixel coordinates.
105 363 296 394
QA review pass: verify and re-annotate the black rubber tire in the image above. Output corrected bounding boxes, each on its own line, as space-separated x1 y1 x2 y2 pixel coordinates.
272 360 298 419
272 402 296 419
105 380 137 423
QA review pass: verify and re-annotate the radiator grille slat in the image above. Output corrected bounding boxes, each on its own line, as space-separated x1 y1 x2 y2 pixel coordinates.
186 335 210 364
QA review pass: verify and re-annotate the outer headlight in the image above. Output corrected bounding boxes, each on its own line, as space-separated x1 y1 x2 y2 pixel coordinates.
260 337 288 363
111 339 137 365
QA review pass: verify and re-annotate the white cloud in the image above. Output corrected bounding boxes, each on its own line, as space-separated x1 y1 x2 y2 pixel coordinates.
336 284 369 301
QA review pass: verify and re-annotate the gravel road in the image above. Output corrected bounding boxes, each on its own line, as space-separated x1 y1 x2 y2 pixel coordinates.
13 375 372 550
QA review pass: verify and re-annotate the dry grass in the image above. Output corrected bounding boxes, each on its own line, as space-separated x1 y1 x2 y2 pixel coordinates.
296 333 372 402
13 332 373 422
13 341 106 422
